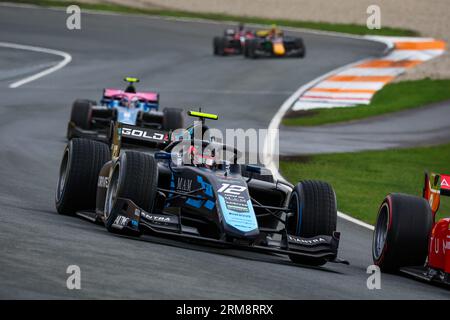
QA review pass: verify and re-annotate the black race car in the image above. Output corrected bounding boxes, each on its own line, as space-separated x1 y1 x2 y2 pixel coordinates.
213 23 253 56
55 111 344 266
245 27 305 59
67 77 184 141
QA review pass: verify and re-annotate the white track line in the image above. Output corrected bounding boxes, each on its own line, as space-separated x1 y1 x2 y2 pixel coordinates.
0 42 72 88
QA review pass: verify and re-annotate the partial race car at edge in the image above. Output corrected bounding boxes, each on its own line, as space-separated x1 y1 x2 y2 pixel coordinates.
373 172 450 286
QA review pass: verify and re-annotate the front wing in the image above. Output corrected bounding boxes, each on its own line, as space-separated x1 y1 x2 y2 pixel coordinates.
100 197 346 264
400 266 450 287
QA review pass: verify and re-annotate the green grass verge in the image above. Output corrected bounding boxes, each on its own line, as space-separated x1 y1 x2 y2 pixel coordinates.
5 0 417 37
283 79 450 127
280 143 450 225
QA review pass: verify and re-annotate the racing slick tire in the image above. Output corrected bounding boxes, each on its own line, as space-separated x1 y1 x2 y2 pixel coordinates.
293 38 305 58
163 107 184 131
56 138 111 215
372 193 432 272
243 43 249 57
213 36 226 56
246 39 259 59
67 99 94 139
104 151 158 236
287 180 337 266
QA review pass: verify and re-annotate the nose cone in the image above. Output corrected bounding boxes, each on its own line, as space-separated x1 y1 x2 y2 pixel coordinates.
273 42 285 55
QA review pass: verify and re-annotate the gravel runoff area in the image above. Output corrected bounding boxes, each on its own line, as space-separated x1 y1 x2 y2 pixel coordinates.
68 0 449 80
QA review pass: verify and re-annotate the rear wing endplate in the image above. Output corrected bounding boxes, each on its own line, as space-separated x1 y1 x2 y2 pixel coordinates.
422 172 450 218
110 122 170 161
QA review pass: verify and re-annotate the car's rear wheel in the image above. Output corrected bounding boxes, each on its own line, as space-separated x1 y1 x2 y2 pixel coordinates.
213 36 227 56
163 107 184 131
287 180 337 266
104 152 158 236
293 38 305 58
67 99 94 139
372 193 432 272
243 43 249 57
213 36 220 55
55 138 110 215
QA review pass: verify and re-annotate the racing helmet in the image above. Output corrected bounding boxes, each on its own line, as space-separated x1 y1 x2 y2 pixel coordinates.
120 96 139 109
225 28 236 36
120 96 130 108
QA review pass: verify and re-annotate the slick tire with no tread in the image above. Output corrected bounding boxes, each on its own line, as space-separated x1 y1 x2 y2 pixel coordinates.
287 180 337 266
163 107 185 131
104 152 158 236
56 138 111 215
372 193 432 272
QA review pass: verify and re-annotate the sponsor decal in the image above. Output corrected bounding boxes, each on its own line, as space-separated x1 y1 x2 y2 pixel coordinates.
218 182 250 214
113 216 129 229
430 236 448 254
141 212 172 223
134 208 140 217
97 176 109 188
218 195 258 233
122 127 165 141
177 177 193 192
288 235 326 245
441 176 450 189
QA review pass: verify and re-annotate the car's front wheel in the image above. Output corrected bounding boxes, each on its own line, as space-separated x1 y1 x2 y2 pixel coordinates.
104 151 158 236
287 180 337 266
246 39 259 59
293 38 305 58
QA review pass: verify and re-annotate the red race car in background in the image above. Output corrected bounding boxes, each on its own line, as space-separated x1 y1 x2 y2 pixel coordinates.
372 172 450 286
213 23 254 55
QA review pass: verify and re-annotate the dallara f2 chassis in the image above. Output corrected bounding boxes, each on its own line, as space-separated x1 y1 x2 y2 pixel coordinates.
56 112 345 266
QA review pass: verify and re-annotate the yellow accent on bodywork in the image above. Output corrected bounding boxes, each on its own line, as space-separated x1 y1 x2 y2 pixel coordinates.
188 111 218 120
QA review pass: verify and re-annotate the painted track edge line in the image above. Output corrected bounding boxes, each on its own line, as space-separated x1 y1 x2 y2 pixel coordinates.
338 211 374 230
0 42 72 88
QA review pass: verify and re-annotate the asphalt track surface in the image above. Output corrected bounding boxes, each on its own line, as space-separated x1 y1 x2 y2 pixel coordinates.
0 5 448 299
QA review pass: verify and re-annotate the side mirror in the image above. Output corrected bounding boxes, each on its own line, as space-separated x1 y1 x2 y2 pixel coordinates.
154 152 172 161
245 165 261 175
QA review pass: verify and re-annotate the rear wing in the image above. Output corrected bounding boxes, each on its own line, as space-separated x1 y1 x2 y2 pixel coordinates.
110 122 170 160
422 172 450 219
103 89 159 102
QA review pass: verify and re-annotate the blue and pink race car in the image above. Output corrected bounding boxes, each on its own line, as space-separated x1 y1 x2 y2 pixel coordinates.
67 77 184 140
